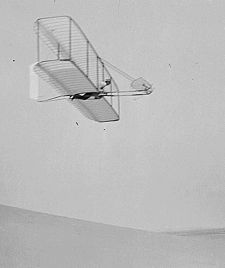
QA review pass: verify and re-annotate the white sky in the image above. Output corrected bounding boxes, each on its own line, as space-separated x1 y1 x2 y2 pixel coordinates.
0 0 225 231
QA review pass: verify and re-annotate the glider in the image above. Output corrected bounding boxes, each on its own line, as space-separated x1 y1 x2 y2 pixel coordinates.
30 16 153 122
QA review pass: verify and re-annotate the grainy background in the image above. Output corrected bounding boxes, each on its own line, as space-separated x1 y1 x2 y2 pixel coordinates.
0 0 225 232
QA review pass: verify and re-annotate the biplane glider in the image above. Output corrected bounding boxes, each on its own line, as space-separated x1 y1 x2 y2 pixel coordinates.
30 16 153 122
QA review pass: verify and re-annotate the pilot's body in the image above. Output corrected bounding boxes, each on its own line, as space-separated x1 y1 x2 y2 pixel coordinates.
71 91 103 100
71 79 111 100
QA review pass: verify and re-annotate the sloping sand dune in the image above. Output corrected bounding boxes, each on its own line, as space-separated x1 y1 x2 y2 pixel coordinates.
0 204 224 267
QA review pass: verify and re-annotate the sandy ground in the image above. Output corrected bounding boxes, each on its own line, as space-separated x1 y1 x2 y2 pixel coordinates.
0 204 224 268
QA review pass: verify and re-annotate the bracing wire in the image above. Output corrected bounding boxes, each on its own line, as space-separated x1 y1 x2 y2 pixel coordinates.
101 59 135 81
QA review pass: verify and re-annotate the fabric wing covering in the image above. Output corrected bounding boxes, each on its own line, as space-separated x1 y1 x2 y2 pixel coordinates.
34 60 119 122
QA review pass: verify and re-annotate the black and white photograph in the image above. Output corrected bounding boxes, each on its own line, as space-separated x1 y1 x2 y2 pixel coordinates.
0 0 225 267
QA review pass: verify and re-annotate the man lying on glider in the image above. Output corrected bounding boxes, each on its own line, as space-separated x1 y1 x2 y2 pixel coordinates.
70 79 111 100
71 91 104 100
